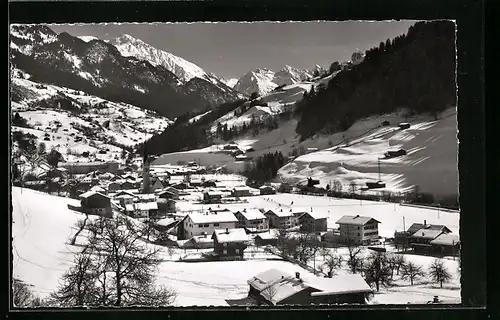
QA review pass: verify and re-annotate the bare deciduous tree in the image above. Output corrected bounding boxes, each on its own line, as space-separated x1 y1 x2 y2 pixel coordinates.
428 258 452 288
52 215 177 307
12 279 39 307
400 261 426 285
322 253 343 277
363 252 393 292
346 246 364 274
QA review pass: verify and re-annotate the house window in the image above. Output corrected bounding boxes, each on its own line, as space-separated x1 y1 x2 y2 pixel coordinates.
223 243 228 247
235 248 239 254
358 233 360 236
358 226 360 230
214 223 220 227
223 249 227 254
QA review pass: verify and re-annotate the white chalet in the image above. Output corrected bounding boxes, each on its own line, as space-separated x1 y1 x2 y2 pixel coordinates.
234 209 269 232
336 215 381 245
264 208 299 229
182 211 238 239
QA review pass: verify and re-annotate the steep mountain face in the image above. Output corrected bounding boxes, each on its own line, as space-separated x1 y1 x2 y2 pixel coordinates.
273 65 312 86
233 68 277 97
109 34 242 106
233 65 315 97
9 25 239 118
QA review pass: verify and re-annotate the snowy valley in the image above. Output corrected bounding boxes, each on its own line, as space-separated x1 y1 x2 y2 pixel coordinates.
10 20 461 309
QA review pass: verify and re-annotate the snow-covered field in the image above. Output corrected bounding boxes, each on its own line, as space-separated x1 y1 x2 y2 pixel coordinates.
12 187 460 306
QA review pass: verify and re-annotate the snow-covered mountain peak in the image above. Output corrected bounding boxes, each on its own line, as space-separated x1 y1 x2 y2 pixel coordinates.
109 34 207 83
77 36 99 43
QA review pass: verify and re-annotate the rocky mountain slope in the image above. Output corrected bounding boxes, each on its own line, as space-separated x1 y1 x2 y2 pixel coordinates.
233 65 315 96
109 34 242 107
9 25 239 118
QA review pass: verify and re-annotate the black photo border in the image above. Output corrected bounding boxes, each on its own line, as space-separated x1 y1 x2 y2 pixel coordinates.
7 0 492 320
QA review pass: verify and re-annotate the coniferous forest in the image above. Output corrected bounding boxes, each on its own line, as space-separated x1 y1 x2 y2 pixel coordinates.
242 151 287 185
295 20 456 140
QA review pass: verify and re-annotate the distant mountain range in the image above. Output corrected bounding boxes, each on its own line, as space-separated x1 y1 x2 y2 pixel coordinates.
10 25 243 118
231 64 327 96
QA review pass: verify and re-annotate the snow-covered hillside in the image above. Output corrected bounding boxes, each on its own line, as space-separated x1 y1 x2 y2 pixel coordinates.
11 73 172 163
224 78 238 88
278 108 458 197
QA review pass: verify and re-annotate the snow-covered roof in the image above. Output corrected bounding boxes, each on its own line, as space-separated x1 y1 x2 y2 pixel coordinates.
137 193 156 201
155 217 176 227
188 211 238 224
114 194 135 200
264 208 294 218
430 233 460 246
192 235 214 244
237 209 266 221
213 228 249 243
247 268 292 291
113 190 136 197
205 191 224 197
411 228 444 240
308 274 372 296
233 186 251 191
255 229 279 240
259 185 275 190
336 215 380 226
79 190 110 199
301 211 328 220
135 202 158 211
89 185 106 193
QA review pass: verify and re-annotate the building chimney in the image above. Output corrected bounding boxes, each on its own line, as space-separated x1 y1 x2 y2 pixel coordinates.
295 272 300 279
433 296 439 303
226 228 229 234
355 215 359 218
424 220 427 226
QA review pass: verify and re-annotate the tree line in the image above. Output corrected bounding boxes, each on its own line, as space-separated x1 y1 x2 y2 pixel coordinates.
295 20 457 140
242 151 287 185
272 229 456 293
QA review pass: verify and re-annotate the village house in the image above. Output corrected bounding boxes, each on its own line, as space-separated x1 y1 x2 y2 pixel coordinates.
113 193 136 207
157 187 180 200
89 185 107 194
189 178 203 187
394 221 452 251
232 186 253 197
234 209 269 232
247 269 372 306
107 181 122 192
136 193 157 203
263 208 299 229
429 233 460 256
181 210 238 239
79 190 112 217
150 178 165 192
157 198 176 214
203 191 224 204
259 185 276 195
336 215 381 246
299 211 328 233
125 202 158 219
254 229 279 246
211 228 250 260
